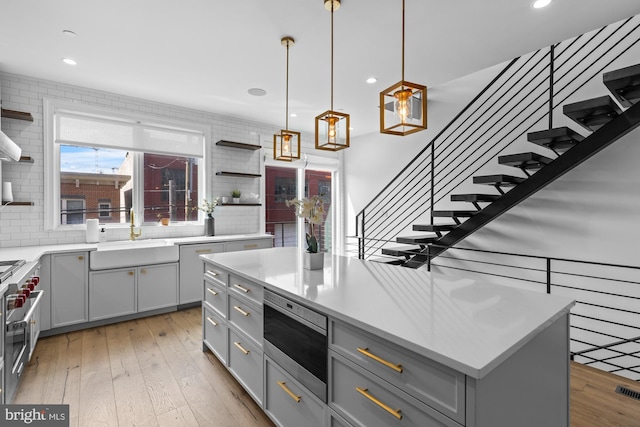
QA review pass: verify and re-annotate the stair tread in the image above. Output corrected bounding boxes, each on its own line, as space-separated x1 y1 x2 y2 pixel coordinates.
381 246 422 256
396 235 439 244
473 174 525 186
451 194 501 202
563 95 623 132
498 152 554 170
413 224 456 232
527 126 584 152
432 210 477 217
603 63 640 108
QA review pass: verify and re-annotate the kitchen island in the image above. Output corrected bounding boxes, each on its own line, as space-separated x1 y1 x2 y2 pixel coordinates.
201 247 575 427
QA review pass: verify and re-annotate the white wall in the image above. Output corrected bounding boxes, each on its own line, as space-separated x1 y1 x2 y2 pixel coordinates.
0 72 325 248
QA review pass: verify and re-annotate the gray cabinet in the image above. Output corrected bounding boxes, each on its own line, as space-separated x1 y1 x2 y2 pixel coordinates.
203 304 227 364
179 243 224 304
138 264 178 312
224 237 272 253
89 268 136 321
264 356 325 427
51 252 89 328
228 328 263 405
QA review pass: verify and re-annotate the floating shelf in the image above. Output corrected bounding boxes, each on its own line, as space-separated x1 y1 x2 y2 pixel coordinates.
18 156 34 163
215 140 262 150
216 171 261 178
1 201 34 206
1 108 34 122
221 203 261 206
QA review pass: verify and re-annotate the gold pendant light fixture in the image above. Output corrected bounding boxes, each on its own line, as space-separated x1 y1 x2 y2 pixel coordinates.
315 0 350 151
274 36 301 162
380 0 427 136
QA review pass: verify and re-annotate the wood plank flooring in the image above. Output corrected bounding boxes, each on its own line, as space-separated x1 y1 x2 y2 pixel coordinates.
15 307 640 426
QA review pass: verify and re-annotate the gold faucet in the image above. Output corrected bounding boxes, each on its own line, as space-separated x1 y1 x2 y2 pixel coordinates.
130 208 141 240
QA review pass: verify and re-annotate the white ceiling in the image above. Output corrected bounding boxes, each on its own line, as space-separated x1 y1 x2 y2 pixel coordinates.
2 0 640 136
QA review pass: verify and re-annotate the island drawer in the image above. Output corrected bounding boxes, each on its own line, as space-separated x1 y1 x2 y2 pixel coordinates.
228 328 263 406
224 238 272 252
228 274 263 306
330 320 465 424
330 352 462 427
204 264 228 287
228 294 263 348
264 356 325 427
203 278 226 318
203 305 227 365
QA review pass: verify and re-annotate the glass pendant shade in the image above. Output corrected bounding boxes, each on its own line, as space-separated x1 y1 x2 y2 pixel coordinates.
315 110 349 151
380 80 427 135
274 130 301 161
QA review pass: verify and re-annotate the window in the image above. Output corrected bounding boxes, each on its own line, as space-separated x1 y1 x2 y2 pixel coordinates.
45 100 207 229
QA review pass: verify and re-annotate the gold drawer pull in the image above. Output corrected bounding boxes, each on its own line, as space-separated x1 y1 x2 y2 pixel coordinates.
78 255 84 261
206 317 218 327
233 305 250 317
196 249 213 254
206 270 219 277
233 341 250 355
128 271 135 276
233 283 250 293
277 381 301 403
356 387 402 420
357 347 403 373
244 244 258 249
206 288 219 296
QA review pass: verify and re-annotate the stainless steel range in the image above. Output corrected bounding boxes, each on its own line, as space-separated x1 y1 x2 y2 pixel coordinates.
1 260 42 404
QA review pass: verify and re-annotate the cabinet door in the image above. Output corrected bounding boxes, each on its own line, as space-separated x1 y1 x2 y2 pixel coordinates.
89 269 136 321
51 252 89 328
203 305 227 365
138 263 178 312
28 298 41 360
179 243 224 304
228 328 263 406
224 238 272 253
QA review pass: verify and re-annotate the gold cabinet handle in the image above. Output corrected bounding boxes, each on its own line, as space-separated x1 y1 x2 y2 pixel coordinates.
206 317 218 327
357 347 403 373
277 381 301 403
233 341 250 355
355 387 402 420
128 271 135 276
233 284 250 293
140 268 147 274
206 288 219 296
244 244 258 249
233 305 250 317
78 255 84 261
196 249 212 254
206 270 219 277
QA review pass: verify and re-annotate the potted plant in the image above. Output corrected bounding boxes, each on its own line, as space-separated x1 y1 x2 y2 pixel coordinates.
286 195 325 269
194 198 219 236
231 189 241 204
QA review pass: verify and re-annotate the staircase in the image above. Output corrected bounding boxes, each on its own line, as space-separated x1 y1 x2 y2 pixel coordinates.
386 64 640 268
353 15 640 268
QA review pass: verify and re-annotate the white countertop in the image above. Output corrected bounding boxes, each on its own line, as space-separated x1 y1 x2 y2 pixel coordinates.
0 233 273 264
200 247 575 379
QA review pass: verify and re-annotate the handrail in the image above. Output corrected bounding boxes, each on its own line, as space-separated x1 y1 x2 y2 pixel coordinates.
354 14 640 263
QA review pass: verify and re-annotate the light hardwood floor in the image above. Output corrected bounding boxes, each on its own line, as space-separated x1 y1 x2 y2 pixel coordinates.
15 307 640 427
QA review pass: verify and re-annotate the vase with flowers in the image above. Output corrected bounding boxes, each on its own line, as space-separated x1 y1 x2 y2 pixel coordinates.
286 195 325 269
194 198 219 236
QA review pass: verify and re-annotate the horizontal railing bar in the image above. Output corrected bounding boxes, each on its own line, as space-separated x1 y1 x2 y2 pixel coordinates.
429 263 547 288
571 313 640 331
575 301 640 316
550 283 640 301
572 334 640 355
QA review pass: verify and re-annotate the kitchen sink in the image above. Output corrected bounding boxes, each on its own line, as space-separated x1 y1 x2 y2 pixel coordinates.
90 239 179 270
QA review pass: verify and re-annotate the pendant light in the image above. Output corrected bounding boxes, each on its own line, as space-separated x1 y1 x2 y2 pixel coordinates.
315 0 350 151
380 0 427 136
274 36 301 162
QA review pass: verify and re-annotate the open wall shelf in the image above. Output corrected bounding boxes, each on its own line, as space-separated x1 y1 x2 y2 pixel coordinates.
2 201 34 206
215 140 262 150
221 203 261 206
1 108 34 122
216 171 261 178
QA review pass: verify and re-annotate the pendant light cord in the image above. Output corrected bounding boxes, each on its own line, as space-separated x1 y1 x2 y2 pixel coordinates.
285 41 290 131
330 1 334 112
401 0 405 82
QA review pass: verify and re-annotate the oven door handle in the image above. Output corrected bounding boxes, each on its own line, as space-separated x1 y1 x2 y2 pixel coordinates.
11 290 44 330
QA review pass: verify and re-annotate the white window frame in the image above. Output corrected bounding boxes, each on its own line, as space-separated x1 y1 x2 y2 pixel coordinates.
98 201 112 219
44 98 211 231
60 199 86 225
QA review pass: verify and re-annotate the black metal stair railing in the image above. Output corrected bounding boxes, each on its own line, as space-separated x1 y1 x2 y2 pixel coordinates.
352 14 640 262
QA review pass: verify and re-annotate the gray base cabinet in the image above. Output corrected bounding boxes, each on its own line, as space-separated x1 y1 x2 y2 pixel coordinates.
180 243 224 304
51 252 89 328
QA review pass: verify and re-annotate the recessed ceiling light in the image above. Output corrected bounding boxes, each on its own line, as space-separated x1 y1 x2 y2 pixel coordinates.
62 58 77 66
532 0 551 9
62 29 77 37
248 88 267 96
290 113 297 118
366 77 377 84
